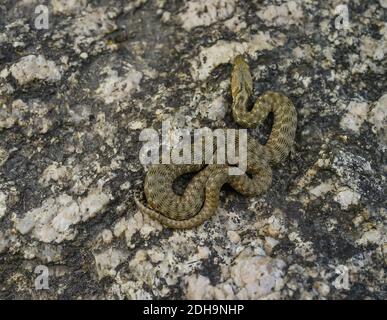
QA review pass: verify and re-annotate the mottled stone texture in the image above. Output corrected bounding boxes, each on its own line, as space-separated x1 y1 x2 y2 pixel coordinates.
0 0 385 299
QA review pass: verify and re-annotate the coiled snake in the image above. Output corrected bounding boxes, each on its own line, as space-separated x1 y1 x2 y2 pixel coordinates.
135 55 297 229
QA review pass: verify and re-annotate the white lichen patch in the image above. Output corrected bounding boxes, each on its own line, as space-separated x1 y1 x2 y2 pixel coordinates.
255 213 288 239
96 65 143 104
340 101 369 133
0 99 55 135
14 190 111 243
51 0 87 15
356 225 386 246
39 163 71 186
227 230 241 243
369 93 387 148
184 248 286 299
128 120 147 130
66 6 117 53
307 177 363 211
93 112 118 147
257 1 304 26
124 0 149 12
185 275 214 299
0 32 8 44
190 32 285 81
113 212 162 249
288 232 316 261
14 194 80 243
230 253 286 299
79 188 111 221
201 95 226 121
125 249 174 297
0 67 9 79
10 55 62 85
333 187 361 210
360 35 387 62
224 11 247 33
0 191 6 219
309 180 334 198
178 0 235 31
0 81 14 96
115 247 179 298
292 146 378 213
20 243 63 263
0 146 8 167
313 281 331 297
100 229 113 244
94 248 128 279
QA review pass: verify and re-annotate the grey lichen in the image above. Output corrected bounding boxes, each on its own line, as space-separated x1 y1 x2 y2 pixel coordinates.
0 0 385 300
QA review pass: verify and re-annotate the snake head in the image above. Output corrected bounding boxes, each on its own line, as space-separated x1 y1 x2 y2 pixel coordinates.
231 55 253 98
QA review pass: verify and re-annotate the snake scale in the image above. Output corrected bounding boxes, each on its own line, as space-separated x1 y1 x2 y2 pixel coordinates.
135 55 297 229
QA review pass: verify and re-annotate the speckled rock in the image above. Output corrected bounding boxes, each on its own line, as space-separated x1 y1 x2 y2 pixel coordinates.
0 0 385 300
10 55 61 84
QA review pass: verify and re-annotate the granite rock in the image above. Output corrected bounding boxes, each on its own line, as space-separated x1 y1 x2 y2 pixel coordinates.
0 0 385 299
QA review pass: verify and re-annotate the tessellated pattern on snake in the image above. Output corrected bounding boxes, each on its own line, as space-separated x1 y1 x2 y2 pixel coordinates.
135 55 297 229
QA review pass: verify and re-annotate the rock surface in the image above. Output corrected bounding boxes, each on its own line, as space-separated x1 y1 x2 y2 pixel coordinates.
0 0 385 299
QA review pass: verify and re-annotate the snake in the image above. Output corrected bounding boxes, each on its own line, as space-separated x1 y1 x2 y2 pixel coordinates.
135 55 297 229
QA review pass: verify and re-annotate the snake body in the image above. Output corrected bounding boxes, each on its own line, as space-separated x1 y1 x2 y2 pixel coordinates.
135 56 297 229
